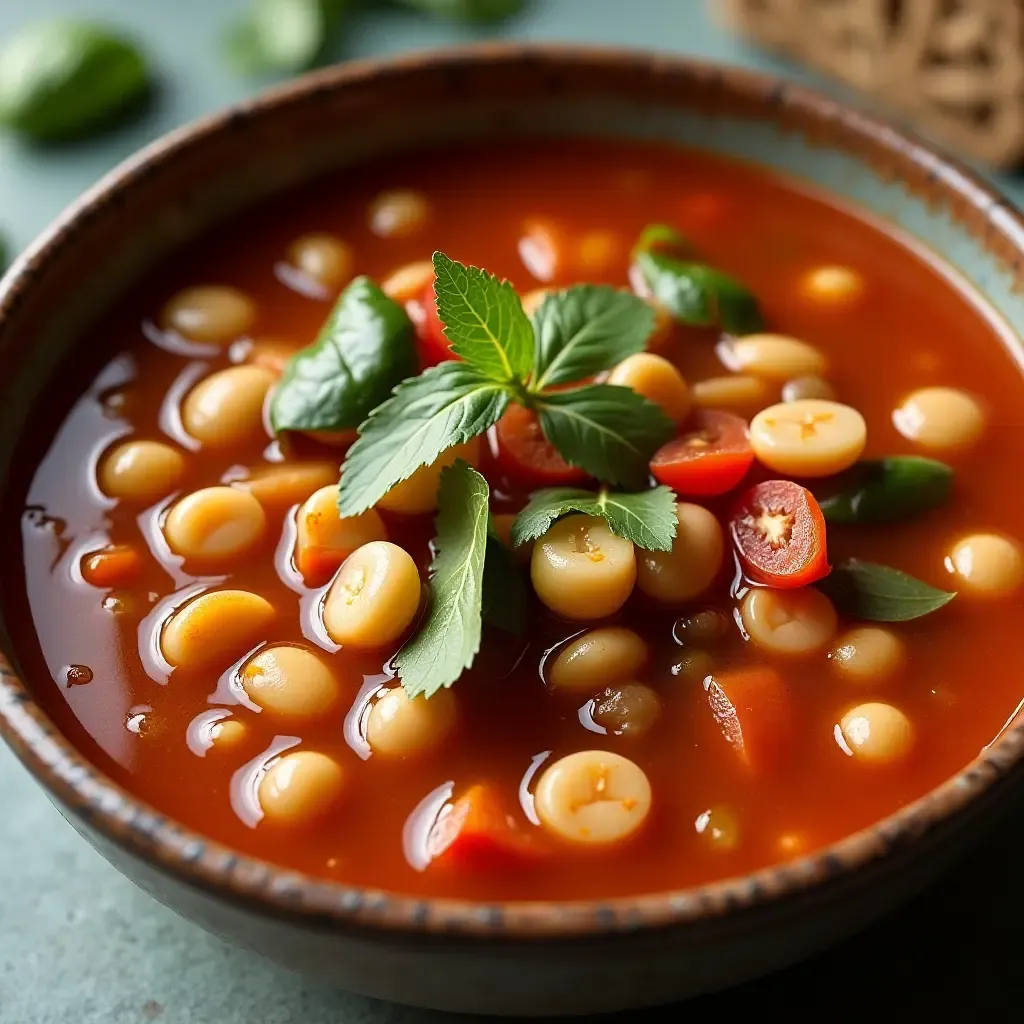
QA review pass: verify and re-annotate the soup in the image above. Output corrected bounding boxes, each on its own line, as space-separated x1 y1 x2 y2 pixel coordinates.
8 140 1024 902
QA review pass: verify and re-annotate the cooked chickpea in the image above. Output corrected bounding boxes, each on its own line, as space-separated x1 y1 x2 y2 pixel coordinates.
322 541 421 648
741 586 837 657
381 260 434 303
839 702 914 765
750 399 866 477
800 265 864 305
181 365 274 449
521 287 552 317
241 644 340 721
531 515 636 621
162 589 275 670
99 440 186 503
259 751 345 827
948 532 1024 598
722 334 827 381
295 485 387 583
366 686 456 758
692 374 773 414
608 353 691 424
161 285 255 344
377 438 481 515
694 805 740 852
287 233 353 291
830 626 905 682
209 717 248 752
534 750 652 846
547 628 648 692
782 375 836 403
893 387 985 453
673 608 730 646
593 683 661 737
80 544 142 588
237 461 338 512
577 230 621 274
369 189 429 238
636 503 723 604
164 487 266 562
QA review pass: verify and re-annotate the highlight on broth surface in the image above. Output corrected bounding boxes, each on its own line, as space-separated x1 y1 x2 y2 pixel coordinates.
11 141 1024 901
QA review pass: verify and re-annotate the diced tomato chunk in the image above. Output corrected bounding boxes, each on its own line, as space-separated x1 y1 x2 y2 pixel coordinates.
704 667 793 775
494 404 588 486
413 278 456 368
427 783 544 871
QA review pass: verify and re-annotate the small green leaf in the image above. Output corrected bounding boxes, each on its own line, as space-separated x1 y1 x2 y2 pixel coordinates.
534 384 675 489
271 276 417 434
819 457 954 525
531 284 655 390
633 223 762 334
396 461 490 699
224 0 347 75
482 518 527 634
431 252 534 383
818 559 956 622
392 0 525 22
338 361 510 517
511 485 677 551
0 20 150 142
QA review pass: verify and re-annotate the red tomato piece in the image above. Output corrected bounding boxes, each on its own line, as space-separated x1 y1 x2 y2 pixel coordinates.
495 404 588 486
730 479 829 588
704 667 793 776
649 410 753 496
414 278 456 368
427 783 544 871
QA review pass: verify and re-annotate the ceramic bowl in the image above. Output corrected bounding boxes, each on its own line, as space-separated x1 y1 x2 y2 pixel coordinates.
3 46 1024 1017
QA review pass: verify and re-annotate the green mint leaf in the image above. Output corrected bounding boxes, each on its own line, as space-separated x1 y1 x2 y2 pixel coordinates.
431 252 534 383
224 0 347 75
0 20 150 142
482 518 527 634
392 0 524 22
531 284 655 390
337 361 509 517
819 457 954 525
511 485 677 551
395 461 490 699
818 559 956 622
271 276 417 434
534 384 675 489
633 223 763 334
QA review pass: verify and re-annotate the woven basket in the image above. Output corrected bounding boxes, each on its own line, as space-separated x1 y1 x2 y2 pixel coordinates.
720 0 1024 167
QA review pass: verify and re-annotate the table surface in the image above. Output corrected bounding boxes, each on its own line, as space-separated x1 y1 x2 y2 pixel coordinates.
2 2 1023 1022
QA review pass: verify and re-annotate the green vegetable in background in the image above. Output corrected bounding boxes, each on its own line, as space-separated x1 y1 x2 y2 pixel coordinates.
632 223 763 334
225 0 350 75
0 20 150 142
818 559 956 622
391 0 526 22
819 456 953 524
270 275 417 433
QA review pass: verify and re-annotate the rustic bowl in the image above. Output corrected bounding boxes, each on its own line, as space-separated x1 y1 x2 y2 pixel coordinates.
2 46 1024 1017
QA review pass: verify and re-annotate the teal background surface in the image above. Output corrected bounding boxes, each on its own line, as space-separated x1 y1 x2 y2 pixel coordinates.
2 2 1022 1022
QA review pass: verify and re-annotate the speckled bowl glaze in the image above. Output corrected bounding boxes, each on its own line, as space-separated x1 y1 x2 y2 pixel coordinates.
2 46 1024 1017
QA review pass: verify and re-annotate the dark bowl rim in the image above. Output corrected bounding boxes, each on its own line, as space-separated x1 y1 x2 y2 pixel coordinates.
2 42 1023 939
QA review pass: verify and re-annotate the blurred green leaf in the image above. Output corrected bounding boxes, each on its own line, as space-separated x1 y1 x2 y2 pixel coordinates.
0 20 150 142
225 0 350 75
391 0 525 23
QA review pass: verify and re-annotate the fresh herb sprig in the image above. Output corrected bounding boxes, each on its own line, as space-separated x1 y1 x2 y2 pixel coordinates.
337 251 674 517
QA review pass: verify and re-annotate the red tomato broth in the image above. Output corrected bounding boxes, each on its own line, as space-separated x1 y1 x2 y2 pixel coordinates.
5 139 1024 901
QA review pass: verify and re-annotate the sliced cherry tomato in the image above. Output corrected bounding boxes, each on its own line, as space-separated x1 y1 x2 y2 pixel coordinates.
427 783 544 871
649 410 753 496
413 277 456 368
704 667 793 776
730 479 829 588
495 404 588 486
